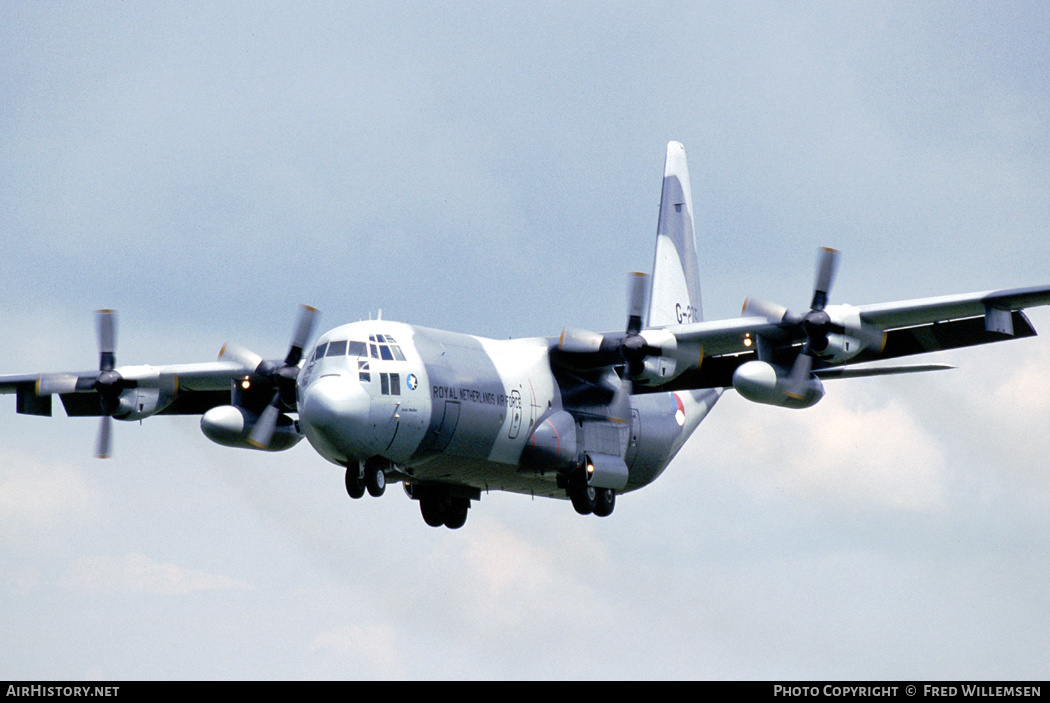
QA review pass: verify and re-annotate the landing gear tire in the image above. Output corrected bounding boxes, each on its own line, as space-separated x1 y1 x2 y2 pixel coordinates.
365 458 386 497
593 487 615 517
420 496 446 527
345 465 366 499
569 477 597 516
443 498 469 530
418 491 470 529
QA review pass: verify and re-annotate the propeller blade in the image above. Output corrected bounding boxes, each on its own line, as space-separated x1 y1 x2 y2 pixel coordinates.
95 416 112 459
97 309 117 371
558 327 606 354
742 297 790 322
785 349 814 399
218 343 264 372
626 272 649 335
811 247 839 311
248 398 281 449
36 373 81 395
285 305 320 366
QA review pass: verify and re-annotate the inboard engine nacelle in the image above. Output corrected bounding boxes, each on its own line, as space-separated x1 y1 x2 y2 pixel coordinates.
731 360 824 409
201 405 302 451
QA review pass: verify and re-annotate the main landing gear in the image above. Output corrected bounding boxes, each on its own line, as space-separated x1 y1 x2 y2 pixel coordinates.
345 457 388 499
404 483 477 530
344 459 477 529
566 472 616 518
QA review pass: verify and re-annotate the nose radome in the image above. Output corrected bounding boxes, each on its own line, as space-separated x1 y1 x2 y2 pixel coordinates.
299 375 371 455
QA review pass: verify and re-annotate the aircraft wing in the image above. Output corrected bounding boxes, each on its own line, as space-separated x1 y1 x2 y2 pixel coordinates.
637 284 1050 393
0 361 246 417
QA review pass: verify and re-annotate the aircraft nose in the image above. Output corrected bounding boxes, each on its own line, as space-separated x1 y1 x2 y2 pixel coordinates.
298 375 371 459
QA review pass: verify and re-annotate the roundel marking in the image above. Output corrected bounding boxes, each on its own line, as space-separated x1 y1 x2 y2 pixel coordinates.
673 392 685 426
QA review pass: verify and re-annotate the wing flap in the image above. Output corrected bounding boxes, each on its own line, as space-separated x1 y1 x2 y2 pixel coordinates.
854 310 1036 363
16 383 52 416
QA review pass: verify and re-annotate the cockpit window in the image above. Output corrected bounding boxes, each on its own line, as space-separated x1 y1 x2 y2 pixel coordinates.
367 334 406 361
346 341 366 357
313 342 328 360
326 340 347 357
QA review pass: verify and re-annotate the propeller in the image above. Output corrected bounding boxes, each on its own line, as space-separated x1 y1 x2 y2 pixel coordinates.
557 272 659 379
219 305 319 449
621 271 655 377
36 309 127 458
742 248 886 398
92 309 124 457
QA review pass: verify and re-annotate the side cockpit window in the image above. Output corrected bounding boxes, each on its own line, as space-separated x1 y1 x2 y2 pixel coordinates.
379 372 401 396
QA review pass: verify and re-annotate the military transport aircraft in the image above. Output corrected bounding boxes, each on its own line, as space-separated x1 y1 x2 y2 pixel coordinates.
4 142 1050 529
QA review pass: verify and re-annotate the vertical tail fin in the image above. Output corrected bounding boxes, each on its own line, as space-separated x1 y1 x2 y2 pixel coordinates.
647 141 702 327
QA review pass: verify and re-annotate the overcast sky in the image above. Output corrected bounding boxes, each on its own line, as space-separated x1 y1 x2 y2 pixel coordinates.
2 1 1049 680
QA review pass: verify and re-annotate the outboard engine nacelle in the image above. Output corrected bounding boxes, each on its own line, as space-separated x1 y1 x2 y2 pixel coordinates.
201 405 302 451
110 365 180 421
732 360 824 409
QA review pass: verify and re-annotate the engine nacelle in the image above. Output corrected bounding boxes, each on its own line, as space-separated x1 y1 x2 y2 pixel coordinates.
114 387 168 421
111 365 179 421
819 304 872 363
631 329 702 387
732 360 824 409
201 405 302 451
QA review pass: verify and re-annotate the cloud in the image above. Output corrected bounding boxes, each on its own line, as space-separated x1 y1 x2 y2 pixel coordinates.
310 623 405 679
0 454 104 537
711 390 949 513
62 552 251 596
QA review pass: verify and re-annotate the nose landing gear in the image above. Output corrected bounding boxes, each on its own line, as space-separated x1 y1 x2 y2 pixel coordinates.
344 456 389 499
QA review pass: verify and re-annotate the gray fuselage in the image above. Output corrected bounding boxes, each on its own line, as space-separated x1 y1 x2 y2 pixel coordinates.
296 320 720 499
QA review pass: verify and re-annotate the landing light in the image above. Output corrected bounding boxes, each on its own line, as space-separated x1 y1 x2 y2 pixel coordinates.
743 335 752 347
241 379 251 390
